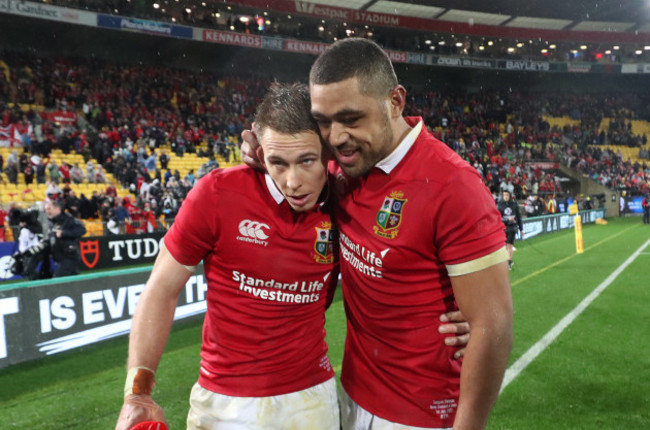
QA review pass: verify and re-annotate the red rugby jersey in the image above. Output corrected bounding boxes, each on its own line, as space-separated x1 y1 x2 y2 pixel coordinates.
165 166 339 397
333 117 506 427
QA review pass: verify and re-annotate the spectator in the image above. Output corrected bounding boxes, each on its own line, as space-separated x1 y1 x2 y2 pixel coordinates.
159 150 169 170
45 180 62 200
66 190 81 218
70 162 85 184
44 199 86 277
48 160 61 184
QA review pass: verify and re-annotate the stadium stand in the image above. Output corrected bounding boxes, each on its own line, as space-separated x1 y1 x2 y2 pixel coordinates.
2 54 649 227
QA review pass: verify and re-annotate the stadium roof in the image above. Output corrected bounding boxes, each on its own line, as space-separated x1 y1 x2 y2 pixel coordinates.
222 0 650 43
356 0 650 30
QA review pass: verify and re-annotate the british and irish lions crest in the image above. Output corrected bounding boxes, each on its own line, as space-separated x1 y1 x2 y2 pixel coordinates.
374 191 407 239
314 221 336 264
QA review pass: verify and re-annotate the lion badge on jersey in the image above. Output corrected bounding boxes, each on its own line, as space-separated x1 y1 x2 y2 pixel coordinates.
314 221 337 264
374 190 407 239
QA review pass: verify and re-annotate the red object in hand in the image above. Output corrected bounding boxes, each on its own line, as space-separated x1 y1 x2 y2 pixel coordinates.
130 421 169 430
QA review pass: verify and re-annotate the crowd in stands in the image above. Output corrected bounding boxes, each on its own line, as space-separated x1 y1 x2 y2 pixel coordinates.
403 89 650 198
1 53 650 239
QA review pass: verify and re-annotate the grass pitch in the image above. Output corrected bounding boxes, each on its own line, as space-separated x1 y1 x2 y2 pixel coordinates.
0 216 648 429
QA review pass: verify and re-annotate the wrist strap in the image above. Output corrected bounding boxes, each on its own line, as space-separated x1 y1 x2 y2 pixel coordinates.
124 366 156 398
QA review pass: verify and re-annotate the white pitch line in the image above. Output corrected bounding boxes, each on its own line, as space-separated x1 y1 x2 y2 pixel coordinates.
500 237 650 393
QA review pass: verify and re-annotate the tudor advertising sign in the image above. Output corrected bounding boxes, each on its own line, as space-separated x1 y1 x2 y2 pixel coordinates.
78 232 165 271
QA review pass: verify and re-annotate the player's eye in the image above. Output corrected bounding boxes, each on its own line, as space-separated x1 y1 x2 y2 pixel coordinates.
340 117 360 126
315 118 331 128
269 160 287 168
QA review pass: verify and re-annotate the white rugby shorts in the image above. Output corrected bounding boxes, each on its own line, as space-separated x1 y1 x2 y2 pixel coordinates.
340 387 452 430
187 377 339 430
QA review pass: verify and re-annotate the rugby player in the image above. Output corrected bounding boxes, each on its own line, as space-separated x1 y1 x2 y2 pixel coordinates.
116 83 339 430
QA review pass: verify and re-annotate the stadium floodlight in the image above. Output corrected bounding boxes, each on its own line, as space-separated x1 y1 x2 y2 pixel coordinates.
425 39 432 44
541 49 548 53
613 45 620 50
644 46 650 50
456 42 463 47
438 41 446 45
605 50 612 54
549 44 557 49
635 50 643 55
580 45 588 50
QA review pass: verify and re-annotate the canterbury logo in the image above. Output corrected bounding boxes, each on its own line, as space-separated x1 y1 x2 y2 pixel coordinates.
238 220 270 240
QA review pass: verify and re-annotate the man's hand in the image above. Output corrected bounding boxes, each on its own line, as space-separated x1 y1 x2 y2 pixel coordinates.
439 310 470 359
240 128 265 172
116 395 166 430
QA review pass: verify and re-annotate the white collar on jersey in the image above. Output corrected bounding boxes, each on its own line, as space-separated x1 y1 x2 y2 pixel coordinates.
265 173 285 204
375 119 423 174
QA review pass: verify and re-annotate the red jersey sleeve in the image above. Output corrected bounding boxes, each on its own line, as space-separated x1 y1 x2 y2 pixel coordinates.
433 166 505 266
164 172 220 266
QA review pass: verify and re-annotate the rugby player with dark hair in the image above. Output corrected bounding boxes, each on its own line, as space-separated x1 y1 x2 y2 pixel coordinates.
310 37 512 430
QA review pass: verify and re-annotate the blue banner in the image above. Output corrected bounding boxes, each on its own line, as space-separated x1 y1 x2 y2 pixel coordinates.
626 197 644 214
0 242 20 282
97 15 192 39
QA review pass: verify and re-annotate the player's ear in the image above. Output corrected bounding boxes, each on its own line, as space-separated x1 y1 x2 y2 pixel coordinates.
388 85 407 119
256 146 265 166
